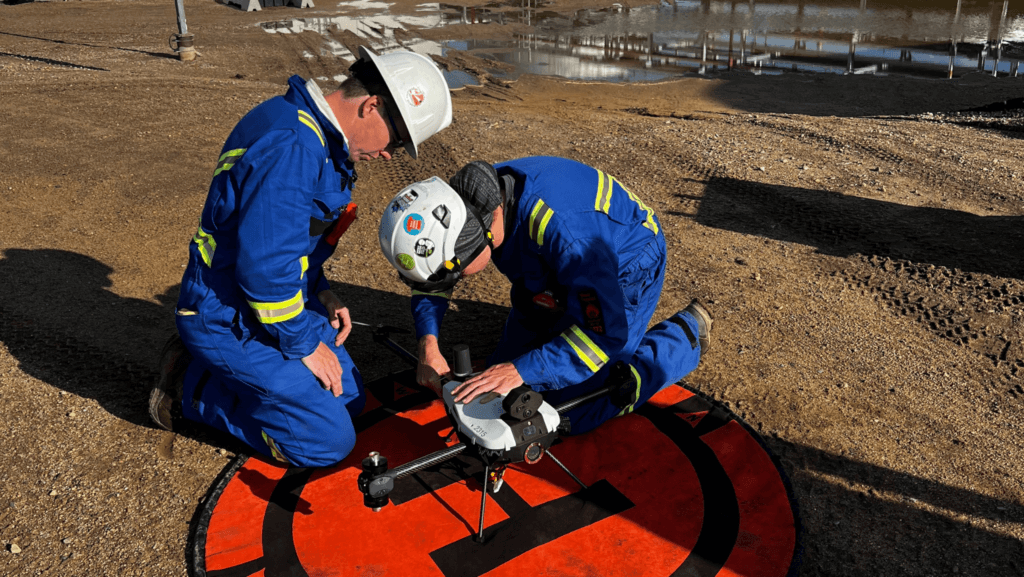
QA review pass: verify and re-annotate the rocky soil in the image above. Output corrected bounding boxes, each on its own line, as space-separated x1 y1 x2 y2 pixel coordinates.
1 1 1023 576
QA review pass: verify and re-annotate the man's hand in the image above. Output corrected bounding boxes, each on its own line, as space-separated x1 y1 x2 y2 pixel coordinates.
452 362 523 404
318 289 351 347
418 335 450 396
301 341 344 397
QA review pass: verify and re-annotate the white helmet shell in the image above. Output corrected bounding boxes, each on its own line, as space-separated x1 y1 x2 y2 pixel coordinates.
379 177 467 283
359 46 453 159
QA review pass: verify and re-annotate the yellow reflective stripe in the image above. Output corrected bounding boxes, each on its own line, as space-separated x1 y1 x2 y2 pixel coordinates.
560 325 609 373
213 148 246 177
192 221 217 267
613 175 659 236
248 290 304 324
412 290 451 299
261 431 291 464
594 170 613 214
616 364 642 417
300 256 308 280
528 199 554 247
298 110 325 147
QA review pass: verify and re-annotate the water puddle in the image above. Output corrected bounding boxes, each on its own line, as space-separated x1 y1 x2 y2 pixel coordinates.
261 0 1024 85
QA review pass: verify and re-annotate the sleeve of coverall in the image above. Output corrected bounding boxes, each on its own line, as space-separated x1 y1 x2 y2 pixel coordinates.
411 291 451 340
307 236 334 298
512 235 630 390
235 144 323 360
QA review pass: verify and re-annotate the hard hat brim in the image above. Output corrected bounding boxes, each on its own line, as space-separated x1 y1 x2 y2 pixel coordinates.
357 46 420 159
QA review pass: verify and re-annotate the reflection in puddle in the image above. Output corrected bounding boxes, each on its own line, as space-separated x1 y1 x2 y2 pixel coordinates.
261 1 1024 84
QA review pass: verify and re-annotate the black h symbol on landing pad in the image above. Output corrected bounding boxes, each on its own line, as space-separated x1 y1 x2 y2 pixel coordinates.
429 480 634 577
386 454 634 577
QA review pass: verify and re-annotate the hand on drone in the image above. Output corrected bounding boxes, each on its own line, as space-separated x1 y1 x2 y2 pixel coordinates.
417 335 450 396
452 362 524 404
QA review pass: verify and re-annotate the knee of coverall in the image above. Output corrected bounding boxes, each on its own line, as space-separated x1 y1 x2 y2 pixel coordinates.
248 347 364 468
557 310 704 436
182 309 366 467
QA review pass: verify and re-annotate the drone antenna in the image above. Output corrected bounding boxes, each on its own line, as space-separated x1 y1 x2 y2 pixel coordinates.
452 344 472 379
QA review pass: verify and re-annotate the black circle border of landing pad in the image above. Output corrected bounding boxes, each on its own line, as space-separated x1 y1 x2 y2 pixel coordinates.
187 371 804 577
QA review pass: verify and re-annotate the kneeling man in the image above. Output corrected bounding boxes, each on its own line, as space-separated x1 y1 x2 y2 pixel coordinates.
378 157 712 433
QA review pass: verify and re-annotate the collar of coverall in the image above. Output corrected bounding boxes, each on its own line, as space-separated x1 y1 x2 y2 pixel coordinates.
304 78 349 150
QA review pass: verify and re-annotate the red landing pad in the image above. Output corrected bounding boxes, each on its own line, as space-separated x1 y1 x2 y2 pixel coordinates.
190 371 801 577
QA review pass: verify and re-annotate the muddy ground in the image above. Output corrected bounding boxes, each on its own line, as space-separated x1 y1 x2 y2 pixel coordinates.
1 0 1023 575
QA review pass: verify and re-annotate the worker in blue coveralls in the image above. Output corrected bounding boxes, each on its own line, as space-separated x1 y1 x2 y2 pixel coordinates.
378 157 713 434
148 47 454 467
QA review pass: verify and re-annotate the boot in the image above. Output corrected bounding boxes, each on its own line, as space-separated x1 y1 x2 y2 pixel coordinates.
149 333 191 431
681 299 713 355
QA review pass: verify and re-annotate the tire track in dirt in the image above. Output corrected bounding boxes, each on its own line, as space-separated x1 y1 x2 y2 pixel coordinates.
843 260 1024 402
357 141 463 200
688 159 1024 405
744 117 982 198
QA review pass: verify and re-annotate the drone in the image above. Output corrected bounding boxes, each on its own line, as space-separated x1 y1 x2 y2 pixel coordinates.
358 327 637 544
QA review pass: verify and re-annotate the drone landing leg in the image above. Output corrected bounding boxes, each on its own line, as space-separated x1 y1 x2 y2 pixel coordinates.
475 465 490 543
545 450 588 490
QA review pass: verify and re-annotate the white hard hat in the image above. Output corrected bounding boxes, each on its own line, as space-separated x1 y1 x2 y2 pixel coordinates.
379 177 467 284
356 46 453 159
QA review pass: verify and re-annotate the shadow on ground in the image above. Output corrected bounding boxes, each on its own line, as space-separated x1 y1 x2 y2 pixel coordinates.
0 248 508 441
707 73 1024 121
686 176 1024 281
768 439 1024 576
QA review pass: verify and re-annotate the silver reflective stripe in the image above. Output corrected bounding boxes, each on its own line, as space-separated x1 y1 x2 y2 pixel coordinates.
528 199 554 246
594 170 613 214
298 110 325 147
616 364 642 417
248 290 304 324
192 222 217 267
213 148 246 177
560 325 608 373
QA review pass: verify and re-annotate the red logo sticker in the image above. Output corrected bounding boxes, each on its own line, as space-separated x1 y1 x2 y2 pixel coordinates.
408 87 425 107
405 214 423 235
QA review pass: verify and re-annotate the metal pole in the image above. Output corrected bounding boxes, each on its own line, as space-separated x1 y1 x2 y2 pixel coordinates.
475 466 489 543
545 450 588 490
171 0 196 61
174 0 187 34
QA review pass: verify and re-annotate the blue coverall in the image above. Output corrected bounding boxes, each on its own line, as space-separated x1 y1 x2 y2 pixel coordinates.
412 157 702 433
175 76 365 467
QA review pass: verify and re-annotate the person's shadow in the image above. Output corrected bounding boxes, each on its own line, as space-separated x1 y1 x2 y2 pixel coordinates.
686 176 1024 280
0 248 510 443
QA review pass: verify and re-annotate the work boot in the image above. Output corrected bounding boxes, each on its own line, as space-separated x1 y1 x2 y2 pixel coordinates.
680 299 713 355
149 333 191 431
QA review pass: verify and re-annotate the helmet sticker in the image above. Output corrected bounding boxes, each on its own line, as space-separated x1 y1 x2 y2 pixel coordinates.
414 239 435 258
405 214 423 235
432 205 451 229
407 87 425 107
397 253 416 270
392 190 419 213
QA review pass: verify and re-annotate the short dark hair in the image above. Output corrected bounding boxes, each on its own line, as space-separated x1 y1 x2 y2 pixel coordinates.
337 75 369 98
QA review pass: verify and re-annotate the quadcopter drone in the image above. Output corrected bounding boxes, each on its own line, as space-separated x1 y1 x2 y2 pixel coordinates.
358 327 637 544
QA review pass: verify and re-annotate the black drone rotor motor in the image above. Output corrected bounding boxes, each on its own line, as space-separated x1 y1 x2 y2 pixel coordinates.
358 452 391 510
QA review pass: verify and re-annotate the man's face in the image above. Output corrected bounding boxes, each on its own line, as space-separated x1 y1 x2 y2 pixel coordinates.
348 97 402 162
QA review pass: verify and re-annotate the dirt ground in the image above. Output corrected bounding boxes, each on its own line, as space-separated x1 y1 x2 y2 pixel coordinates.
1 0 1023 575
